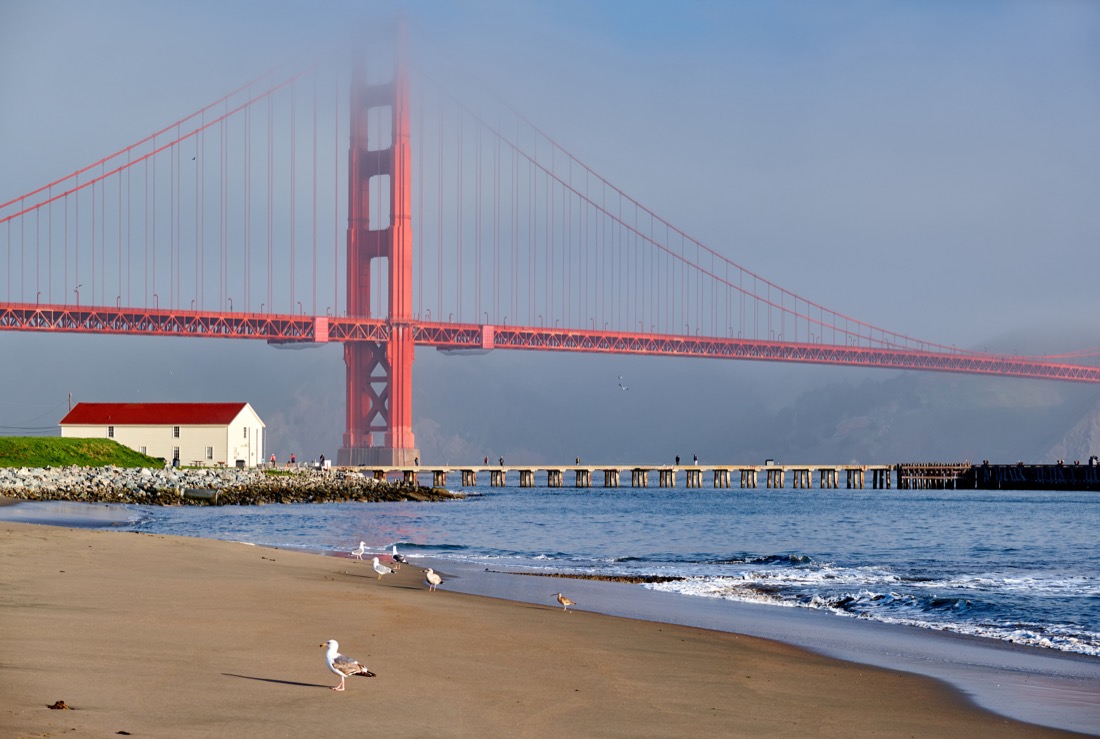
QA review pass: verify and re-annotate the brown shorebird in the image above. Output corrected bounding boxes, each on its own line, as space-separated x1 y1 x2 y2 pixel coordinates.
320 639 375 691
424 568 443 591
552 592 575 612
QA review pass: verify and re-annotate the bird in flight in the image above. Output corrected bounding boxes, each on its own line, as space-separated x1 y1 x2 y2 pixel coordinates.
617 374 629 391
320 639 375 691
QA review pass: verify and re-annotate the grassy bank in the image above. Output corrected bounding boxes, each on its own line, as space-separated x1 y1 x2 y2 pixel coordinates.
0 437 162 468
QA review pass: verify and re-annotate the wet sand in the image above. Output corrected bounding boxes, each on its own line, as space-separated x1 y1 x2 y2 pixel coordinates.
0 522 1084 738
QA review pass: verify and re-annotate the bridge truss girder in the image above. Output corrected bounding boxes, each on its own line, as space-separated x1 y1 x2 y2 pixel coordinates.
3 306 1096 384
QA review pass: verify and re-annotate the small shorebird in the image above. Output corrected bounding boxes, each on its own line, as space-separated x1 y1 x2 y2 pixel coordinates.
350 541 367 560
371 556 395 579
552 592 576 612
391 544 407 570
320 639 374 691
424 568 443 591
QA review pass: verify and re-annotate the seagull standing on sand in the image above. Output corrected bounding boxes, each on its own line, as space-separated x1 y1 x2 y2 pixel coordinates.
350 541 367 560
424 568 442 591
391 545 407 570
552 592 576 612
372 556 396 579
320 639 375 691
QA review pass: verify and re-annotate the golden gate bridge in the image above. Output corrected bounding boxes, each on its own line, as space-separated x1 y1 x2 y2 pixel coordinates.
2 28 1098 465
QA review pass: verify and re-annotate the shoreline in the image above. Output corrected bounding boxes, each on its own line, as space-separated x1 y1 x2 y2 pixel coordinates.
2 499 1098 735
433 558 1100 735
0 520 1089 738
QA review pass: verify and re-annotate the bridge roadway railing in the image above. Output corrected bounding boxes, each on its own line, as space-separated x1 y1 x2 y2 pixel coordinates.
352 464 895 490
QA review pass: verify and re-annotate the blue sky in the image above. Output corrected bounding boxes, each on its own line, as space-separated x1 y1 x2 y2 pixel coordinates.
5 0 1095 343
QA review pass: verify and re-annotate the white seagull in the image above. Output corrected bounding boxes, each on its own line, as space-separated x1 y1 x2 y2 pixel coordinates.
372 556 396 579
424 568 443 591
320 639 375 691
552 592 576 612
617 374 629 391
350 541 367 560
391 545 408 570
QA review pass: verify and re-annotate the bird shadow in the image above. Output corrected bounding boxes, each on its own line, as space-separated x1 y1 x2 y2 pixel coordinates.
222 673 330 689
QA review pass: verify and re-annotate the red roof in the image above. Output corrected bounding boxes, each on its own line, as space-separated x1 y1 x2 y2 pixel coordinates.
60 402 252 426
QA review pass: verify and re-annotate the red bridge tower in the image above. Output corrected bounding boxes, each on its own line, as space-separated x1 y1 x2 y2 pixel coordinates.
337 36 419 467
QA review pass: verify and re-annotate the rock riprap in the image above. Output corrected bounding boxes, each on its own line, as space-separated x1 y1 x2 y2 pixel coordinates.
0 466 460 505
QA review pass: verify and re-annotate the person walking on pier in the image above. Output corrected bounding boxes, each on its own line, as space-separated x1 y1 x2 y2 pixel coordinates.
675 455 680 466
693 453 698 465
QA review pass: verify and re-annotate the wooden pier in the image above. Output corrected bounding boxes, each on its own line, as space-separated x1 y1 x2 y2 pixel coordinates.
345 460 1100 492
894 461 1100 491
360 463 895 490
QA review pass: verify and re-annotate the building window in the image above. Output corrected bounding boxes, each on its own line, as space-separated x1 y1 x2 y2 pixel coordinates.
107 426 114 438
173 426 180 438
139 446 147 455
172 446 180 462
244 427 249 439
206 446 214 460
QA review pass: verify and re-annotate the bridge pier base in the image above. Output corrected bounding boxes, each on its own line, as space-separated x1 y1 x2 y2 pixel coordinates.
575 469 591 487
604 469 619 487
461 469 477 486
519 469 535 487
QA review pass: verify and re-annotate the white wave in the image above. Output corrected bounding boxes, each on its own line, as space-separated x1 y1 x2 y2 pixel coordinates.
644 577 1100 657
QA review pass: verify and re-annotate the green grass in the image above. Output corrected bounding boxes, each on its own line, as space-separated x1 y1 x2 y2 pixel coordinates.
0 437 164 468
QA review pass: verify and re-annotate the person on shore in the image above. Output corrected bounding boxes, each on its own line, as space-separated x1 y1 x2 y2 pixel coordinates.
319 453 325 468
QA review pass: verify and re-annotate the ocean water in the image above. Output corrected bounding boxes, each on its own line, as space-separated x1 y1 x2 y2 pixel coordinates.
93 480 1100 658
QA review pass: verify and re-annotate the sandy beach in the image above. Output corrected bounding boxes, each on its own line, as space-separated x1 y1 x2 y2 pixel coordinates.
1 522 1086 737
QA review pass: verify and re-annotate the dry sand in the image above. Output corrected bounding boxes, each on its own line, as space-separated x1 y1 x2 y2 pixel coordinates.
0 522 1083 738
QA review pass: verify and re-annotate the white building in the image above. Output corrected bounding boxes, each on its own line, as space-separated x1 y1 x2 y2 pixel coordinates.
59 402 266 467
